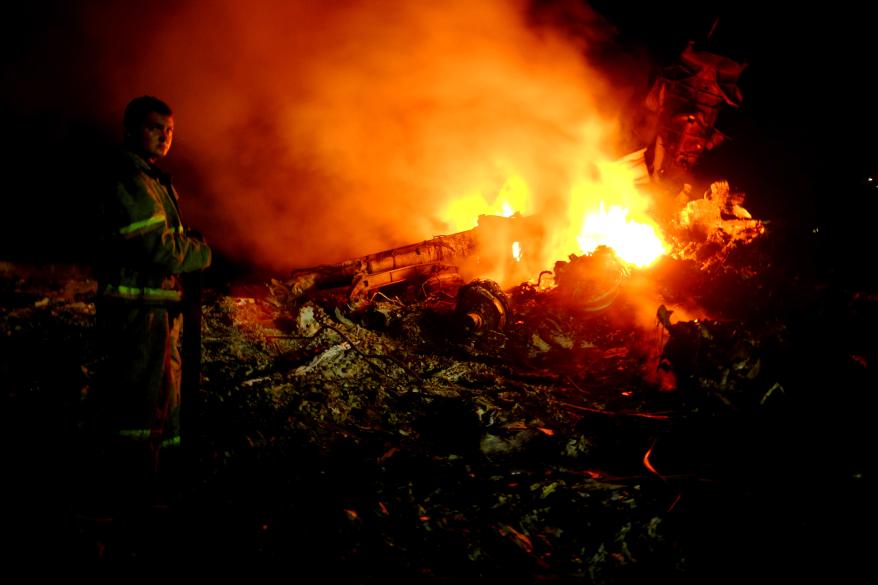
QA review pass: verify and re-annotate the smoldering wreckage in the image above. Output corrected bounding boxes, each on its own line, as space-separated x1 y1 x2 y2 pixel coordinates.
2 45 873 579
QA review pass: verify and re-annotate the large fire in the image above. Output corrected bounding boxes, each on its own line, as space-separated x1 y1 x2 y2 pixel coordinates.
439 151 669 281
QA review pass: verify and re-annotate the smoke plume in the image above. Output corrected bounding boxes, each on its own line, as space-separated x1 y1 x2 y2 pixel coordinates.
10 0 646 273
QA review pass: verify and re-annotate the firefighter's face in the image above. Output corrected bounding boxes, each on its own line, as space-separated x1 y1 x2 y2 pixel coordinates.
133 112 174 162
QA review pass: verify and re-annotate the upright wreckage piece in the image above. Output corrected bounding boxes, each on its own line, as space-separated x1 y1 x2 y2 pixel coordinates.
646 41 746 180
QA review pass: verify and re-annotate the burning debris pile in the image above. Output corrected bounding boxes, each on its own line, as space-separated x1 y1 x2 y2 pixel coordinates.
1 179 872 578
0 137 875 583
6 0 878 575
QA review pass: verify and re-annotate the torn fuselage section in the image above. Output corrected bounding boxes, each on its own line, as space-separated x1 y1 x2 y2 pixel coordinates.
282 216 633 338
646 41 746 182
287 213 546 311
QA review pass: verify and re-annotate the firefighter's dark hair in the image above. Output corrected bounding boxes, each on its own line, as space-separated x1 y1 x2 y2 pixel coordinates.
123 96 173 132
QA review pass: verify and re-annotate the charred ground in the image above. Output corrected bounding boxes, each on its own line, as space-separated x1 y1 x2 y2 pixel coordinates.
1 215 874 580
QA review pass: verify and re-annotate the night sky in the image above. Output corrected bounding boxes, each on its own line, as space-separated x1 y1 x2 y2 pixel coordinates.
2 1 875 276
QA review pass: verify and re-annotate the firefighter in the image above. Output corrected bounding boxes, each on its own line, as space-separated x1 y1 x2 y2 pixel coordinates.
90 96 211 550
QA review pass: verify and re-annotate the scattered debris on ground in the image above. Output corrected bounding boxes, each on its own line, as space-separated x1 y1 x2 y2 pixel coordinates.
1 216 873 579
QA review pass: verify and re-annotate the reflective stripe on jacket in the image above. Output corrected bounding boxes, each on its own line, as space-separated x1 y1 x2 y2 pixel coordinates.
118 428 181 448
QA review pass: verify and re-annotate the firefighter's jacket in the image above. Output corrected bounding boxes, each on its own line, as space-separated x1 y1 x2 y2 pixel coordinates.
98 148 211 303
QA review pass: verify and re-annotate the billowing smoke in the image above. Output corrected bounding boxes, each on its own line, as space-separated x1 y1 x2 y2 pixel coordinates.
35 0 646 272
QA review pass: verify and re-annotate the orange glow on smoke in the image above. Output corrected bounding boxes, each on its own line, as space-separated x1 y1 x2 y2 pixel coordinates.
441 174 531 232
83 0 649 273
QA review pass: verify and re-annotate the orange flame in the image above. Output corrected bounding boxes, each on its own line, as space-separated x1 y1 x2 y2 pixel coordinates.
577 202 667 267
443 149 668 279
561 151 668 268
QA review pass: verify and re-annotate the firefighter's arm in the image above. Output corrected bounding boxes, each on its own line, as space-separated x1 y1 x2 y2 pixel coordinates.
150 225 212 274
114 177 212 274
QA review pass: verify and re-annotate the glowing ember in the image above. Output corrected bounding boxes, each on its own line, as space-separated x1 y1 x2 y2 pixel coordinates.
511 241 522 262
577 202 668 267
